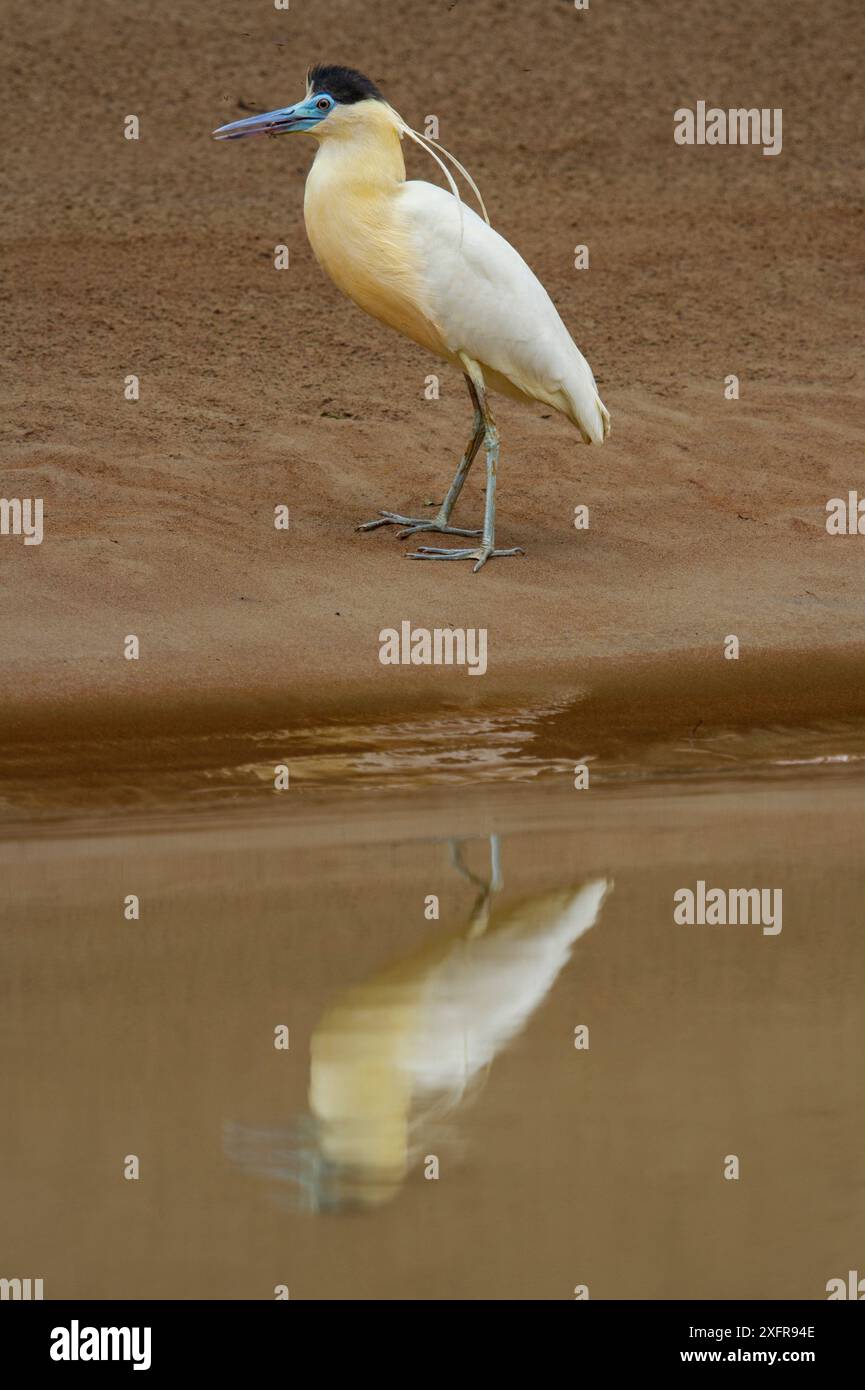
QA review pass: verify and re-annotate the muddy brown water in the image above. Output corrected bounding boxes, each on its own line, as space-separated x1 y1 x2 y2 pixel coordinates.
1 714 863 1299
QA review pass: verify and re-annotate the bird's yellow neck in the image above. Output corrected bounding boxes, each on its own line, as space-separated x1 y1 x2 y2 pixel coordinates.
309 99 407 189
303 101 447 357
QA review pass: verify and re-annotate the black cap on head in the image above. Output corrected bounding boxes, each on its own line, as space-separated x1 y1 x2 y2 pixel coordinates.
308 64 385 105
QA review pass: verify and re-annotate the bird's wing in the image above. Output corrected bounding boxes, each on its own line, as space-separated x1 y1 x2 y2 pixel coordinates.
409 879 611 1092
399 181 609 443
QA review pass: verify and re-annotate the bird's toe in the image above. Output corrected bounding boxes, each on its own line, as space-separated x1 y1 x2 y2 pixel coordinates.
397 523 481 539
357 510 429 533
406 543 525 568
406 545 469 559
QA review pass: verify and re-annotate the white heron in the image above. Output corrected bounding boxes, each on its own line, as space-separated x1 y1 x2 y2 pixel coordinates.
225 836 611 1211
213 65 610 571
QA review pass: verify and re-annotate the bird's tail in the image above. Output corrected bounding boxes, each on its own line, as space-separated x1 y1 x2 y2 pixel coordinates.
545 330 610 445
564 364 611 446
595 395 611 443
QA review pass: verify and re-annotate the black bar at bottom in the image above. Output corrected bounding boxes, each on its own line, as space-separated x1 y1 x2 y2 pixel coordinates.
3 1299 861 1373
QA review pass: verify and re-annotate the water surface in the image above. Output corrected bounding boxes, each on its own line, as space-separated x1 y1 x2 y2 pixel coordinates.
1 723 862 1299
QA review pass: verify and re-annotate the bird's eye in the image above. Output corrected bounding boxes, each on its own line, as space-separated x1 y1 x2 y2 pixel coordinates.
316 97 330 111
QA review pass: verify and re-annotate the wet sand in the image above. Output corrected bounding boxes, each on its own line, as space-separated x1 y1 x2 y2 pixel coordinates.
3 0 865 740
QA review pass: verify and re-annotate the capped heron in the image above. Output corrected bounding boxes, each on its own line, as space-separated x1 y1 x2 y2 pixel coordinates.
213 65 610 571
226 836 611 1211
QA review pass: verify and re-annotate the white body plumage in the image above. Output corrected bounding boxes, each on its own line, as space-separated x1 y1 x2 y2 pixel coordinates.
401 182 610 443
303 100 610 445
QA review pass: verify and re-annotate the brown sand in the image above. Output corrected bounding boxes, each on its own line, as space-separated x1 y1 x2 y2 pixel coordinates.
3 0 865 741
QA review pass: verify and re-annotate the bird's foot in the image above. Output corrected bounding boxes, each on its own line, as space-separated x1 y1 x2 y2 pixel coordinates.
357 510 481 539
406 544 525 573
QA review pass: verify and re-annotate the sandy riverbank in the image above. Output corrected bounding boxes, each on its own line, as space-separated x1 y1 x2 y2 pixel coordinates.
3 0 863 748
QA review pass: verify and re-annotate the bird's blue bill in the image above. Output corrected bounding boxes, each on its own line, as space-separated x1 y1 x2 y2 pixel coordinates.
212 93 333 140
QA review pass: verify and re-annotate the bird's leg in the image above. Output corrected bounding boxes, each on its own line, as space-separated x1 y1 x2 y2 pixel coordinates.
407 358 525 572
466 834 504 938
448 834 503 939
356 374 484 538
448 838 487 893
489 833 503 893
420 399 484 535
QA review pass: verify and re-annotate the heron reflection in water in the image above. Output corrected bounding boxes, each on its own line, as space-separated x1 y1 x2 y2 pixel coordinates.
226 837 610 1211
